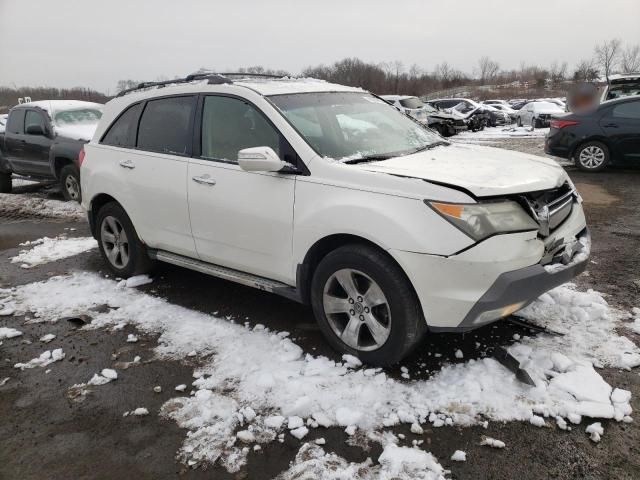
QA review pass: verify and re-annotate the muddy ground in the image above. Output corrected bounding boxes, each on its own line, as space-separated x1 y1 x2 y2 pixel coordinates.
1 148 639 480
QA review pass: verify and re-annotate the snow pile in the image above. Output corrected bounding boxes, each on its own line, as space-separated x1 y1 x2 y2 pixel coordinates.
480 437 505 449
450 450 466 462
585 422 604 442
0 193 85 220
454 126 549 142
0 327 22 339
276 442 446 480
14 349 65 369
87 368 118 386
6 273 639 471
10 236 97 268
118 275 153 288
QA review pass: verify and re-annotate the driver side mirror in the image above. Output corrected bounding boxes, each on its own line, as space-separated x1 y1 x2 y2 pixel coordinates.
237 147 287 172
26 124 45 136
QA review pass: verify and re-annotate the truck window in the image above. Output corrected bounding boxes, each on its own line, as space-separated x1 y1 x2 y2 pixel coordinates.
101 102 143 148
137 96 196 156
6 110 25 134
24 110 46 133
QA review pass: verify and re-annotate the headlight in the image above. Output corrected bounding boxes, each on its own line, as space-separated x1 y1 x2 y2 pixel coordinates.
425 200 539 241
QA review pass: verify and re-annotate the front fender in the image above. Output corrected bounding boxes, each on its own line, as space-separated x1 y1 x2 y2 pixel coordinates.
292 180 474 268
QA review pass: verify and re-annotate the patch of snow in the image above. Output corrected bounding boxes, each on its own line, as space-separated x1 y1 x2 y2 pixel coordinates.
451 450 467 462
119 275 153 288
10 236 97 268
480 436 506 449
39 333 56 343
0 327 22 339
7 273 638 471
585 422 603 442
0 193 85 220
175 384 187 392
14 349 64 369
127 334 139 343
290 426 309 440
87 368 118 385
131 407 149 416
454 126 549 142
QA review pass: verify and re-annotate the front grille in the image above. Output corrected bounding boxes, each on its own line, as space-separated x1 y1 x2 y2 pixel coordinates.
519 182 575 237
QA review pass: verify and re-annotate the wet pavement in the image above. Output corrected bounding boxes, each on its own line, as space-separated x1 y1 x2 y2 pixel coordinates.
1 159 640 479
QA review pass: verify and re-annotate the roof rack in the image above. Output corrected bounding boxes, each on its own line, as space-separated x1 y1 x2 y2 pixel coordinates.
115 72 293 97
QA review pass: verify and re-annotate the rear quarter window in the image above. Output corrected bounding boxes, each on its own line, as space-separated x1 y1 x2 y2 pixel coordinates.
611 101 640 119
137 96 196 155
101 102 143 147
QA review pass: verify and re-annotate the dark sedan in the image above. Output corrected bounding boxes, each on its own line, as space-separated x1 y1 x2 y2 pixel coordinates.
545 96 640 172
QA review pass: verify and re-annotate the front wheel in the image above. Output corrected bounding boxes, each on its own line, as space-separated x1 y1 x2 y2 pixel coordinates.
0 172 11 193
60 165 81 202
310 244 426 366
96 202 156 277
575 141 609 172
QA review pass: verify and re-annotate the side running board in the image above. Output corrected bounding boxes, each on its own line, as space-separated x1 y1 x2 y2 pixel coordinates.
149 250 301 303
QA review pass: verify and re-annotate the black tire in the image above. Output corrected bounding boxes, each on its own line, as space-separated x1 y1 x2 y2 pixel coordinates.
310 244 426 366
0 172 11 193
96 202 156 277
60 165 81 202
574 141 610 172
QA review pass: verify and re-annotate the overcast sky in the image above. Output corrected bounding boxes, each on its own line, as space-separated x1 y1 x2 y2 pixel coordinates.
1 0 638 94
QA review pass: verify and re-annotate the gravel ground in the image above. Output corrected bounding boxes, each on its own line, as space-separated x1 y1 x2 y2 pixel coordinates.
1 148 639 479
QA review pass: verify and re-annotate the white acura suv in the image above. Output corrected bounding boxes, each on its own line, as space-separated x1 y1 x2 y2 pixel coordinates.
81 74 589 365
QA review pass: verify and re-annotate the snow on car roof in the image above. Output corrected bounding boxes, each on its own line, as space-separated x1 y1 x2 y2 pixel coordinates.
380 95 414 101
234 77 363 96
16 100 103 115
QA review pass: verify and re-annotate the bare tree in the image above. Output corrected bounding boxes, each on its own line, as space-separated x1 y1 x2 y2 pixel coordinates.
620 44 640 73
573 59 599 82
116 79 139 92
549 61 568 85
594 39 621 80
478 56 500 85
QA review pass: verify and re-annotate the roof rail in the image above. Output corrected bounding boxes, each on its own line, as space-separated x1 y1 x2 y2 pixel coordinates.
115 72 293 97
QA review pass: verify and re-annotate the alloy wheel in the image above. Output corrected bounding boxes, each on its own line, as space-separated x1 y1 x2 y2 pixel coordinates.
100 216 130 269
65 174 80 200
322 268 392 351
578 146 606 169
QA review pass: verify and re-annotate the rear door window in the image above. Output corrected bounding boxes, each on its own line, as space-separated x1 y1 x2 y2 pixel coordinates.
101 102 143 147
611 101 640 120
137 96 196 155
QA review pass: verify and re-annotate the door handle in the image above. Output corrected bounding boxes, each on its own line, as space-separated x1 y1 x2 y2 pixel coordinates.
119 160 135 169
192 175 216 186
603 123 618 128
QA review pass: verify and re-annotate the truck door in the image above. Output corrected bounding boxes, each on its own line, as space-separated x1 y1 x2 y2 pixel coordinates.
20 109 54 176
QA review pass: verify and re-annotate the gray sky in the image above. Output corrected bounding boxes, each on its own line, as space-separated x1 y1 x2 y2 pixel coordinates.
1 0 639 94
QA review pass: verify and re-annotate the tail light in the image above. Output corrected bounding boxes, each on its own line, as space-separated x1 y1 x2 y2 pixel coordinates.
78 147 86 167
550 120 579 129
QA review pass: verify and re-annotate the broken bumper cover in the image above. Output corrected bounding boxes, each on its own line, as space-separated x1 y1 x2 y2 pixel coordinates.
390 205 589 331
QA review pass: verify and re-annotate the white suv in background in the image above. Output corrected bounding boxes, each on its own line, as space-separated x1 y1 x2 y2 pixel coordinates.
81 74 589 365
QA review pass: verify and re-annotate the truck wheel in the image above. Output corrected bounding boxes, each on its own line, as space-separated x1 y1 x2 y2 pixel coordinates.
96 202 156 277
0 172 11 193
575 141 609 172
310 244 426 366
60 165 81 202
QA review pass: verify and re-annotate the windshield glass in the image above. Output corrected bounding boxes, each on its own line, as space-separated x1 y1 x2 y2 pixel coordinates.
399 97 424 109
269 92 442 161
54 108 102 126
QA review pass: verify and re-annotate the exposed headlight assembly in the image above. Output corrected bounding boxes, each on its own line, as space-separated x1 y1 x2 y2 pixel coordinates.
426 200 539 241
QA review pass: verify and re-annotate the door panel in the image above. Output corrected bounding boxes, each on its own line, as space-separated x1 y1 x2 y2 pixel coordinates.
188 159 296 283
20 110 53 176
601 101 640 161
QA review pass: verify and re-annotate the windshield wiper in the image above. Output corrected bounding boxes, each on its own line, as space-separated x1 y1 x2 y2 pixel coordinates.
343 154 394 164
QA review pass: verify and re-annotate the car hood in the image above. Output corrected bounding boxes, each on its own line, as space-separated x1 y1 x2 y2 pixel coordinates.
55 123 98 142
355 143 566 197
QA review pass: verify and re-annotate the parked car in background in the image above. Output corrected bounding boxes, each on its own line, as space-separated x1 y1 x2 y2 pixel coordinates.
545 96 640 172
81 74 589 365
508 99 530 110
0 114 7 133
382 95 466 136
483 99 510 107
487 103 518 122
601 73 640 101
516 101 565 128
426 98 489 131
0 100 103 199
480 103 511 126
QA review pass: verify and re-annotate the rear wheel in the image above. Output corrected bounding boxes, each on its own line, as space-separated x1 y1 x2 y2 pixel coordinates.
60 165 81 202
310 244 426 366
0 172 11 193
575 141 609 172
96 202 155 277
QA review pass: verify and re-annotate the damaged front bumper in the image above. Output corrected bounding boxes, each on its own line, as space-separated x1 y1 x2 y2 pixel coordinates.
391 202 589 332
